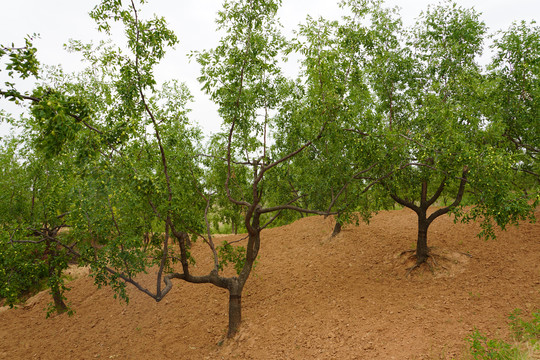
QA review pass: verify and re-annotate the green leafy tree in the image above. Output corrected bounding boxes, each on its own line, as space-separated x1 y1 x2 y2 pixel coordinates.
0 136 78 315
1 0 207 331
58 0 207 310
197 0 346 336
489 20 539 185
271 3 402 237
346 1 538 272
23 0 298 339
0 139 46 306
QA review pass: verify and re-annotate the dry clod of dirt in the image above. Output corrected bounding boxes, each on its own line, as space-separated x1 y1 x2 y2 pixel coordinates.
0 208 538 359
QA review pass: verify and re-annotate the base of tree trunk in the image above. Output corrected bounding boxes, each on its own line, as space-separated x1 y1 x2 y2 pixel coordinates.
330 222 342 238
55 304 68 314
51 282 68 315
52 295 68 314
399 247 440 277
227 294 242 338
399 246 474 277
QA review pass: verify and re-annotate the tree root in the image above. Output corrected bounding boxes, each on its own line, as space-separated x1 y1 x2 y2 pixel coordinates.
402 249 453 277
399 249 416 257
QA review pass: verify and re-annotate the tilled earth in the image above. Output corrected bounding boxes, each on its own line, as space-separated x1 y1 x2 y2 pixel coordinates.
1 208 539 359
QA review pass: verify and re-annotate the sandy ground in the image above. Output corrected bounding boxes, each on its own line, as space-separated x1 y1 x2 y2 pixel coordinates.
0 208 538 359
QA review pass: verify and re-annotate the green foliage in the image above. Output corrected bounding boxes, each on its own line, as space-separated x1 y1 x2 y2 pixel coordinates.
0 35 39 78
489 20 539 192
31 0 210 305
467 309 539 360
26 87 93 156
468 330 522 360
217 241 247 275
316 1 538 250
0 241 48 307
0 34 40 101
0 116 81 313
1 0 538 340
377 1 491 199
509 309 540 345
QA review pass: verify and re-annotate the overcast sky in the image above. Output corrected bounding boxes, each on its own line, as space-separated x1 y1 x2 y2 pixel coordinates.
1 0 538 138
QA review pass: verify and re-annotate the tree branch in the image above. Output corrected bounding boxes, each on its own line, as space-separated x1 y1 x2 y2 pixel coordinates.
426 167 469 225
390 193 420 214
426 177 446 208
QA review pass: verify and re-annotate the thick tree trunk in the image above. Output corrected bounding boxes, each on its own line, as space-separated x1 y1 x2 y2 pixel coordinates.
223 206 262 338
331 221 342 238
416 214 429 264
227 281 243 338
415 181 430 264
391 174 468 273
227 292 242 338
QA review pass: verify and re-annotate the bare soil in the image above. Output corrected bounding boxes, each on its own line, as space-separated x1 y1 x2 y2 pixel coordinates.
1 208 539 359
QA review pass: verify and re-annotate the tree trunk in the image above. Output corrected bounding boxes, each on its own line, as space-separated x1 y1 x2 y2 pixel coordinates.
227 283 242 338
45 237 68 314
183 231 191 248
416 214 429 264
331 221 342 238
51 284 68 314
225 209 261 338
50 265 68 314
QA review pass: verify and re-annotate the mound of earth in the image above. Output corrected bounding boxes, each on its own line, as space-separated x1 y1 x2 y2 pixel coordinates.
0 208 538 359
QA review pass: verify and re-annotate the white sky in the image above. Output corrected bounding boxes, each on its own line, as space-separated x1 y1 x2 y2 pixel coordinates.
0 0 538 138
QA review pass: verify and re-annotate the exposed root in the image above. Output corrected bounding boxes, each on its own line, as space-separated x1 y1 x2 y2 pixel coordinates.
405 262 422 277
399 249 416 257
430 254 439 267
403 249 453 277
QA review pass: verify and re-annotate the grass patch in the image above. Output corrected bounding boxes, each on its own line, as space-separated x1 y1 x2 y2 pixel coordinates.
467 309 539 359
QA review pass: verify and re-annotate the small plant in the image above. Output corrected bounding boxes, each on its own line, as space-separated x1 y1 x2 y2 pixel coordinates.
468 330 522 359
467 309 539 359
509 309 539 345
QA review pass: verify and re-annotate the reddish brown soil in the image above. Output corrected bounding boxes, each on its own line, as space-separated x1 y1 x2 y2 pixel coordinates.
1 208 539 359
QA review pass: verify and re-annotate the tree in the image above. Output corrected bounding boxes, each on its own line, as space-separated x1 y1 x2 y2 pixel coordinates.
343 1 538 272
196 0 341 336
271 3 402 237
0 28 93 316
0 136 78 315
0 139 46 307
1 0 207 326
489 20 539 184
16 0 329 338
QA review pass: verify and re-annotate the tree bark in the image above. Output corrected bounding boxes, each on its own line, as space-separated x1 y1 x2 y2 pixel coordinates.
416 212 429 264
51 282 68 314
46 236 68 314
225 210 261 338
227 288 242 338
181 231 191 248
331 221 342 238
49 261 68 314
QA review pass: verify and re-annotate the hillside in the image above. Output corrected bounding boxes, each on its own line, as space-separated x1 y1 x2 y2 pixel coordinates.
1 208 539 359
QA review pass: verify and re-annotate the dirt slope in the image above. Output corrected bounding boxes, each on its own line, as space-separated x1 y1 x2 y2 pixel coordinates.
1 208 539 359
